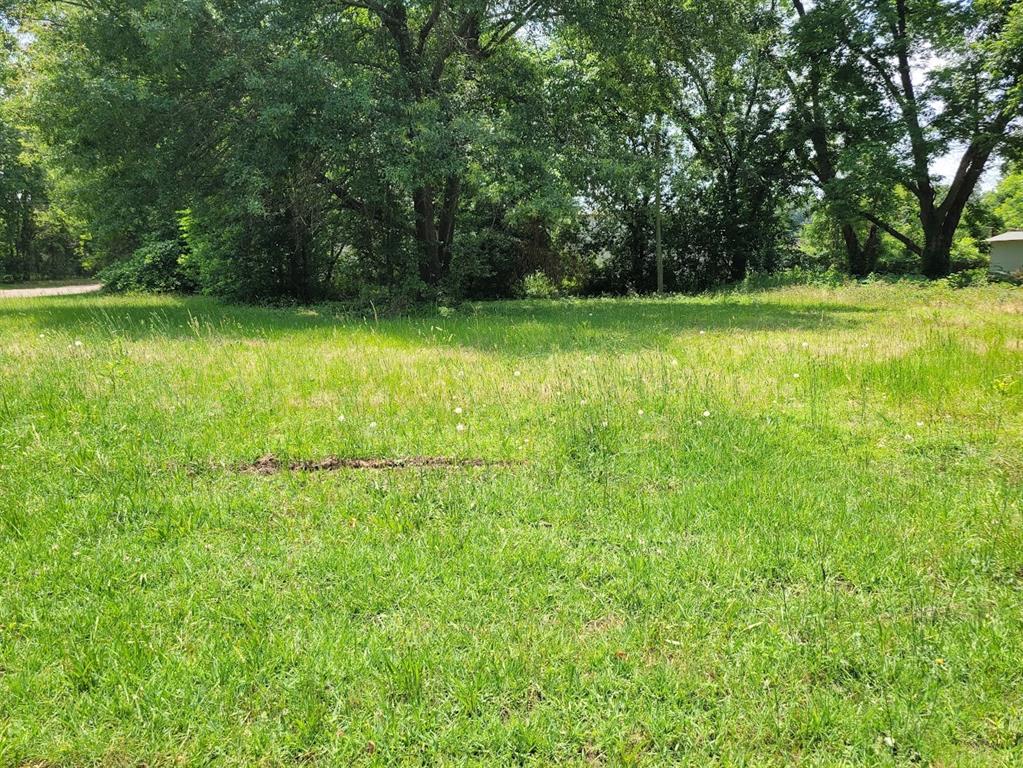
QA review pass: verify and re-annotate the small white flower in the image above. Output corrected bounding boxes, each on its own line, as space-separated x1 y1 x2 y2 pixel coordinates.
338 415 346 423
638 409 645 416
514 370 522 378
916 421 925 428
703 411 711 418
579 399 587 406
601 421 609 428
793 373 801 379
454 407 463 415
696 420 704 427
74 340 83 348
802 342 810 349
670 359 679 367
368 421 378 430
700 330 707 335
456 423 466 432
904 434 913 442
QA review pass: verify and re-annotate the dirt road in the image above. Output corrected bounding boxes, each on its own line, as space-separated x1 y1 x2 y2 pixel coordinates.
0 283 102 299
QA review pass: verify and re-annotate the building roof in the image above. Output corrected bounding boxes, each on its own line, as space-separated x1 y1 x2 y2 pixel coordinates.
986 230 1023 243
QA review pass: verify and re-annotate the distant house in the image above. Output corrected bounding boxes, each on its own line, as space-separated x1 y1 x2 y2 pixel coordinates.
986 231 1023 280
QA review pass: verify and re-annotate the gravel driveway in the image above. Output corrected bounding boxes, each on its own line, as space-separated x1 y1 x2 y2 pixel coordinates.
0 283 103 299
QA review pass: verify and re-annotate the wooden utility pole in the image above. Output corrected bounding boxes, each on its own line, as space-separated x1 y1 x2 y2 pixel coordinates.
654 59 665 294
654 110 664 294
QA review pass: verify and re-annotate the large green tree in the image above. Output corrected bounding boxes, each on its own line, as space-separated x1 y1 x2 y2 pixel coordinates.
17 0 573 299
558 0 797 291
790 0 1023 277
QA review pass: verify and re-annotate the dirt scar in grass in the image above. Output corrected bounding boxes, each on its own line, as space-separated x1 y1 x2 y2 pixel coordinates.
242 455 523 475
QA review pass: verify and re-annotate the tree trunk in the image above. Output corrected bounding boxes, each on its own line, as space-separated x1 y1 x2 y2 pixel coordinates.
413 176 461 288
413 185 441 285
729 249 748 283
437 175 461 279
842 223 868 278
921 226 953 278
863 224 880 273
843 223 880 277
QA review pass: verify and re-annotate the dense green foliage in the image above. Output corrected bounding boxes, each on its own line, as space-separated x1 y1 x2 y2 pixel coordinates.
1 0 1021 300
0 22 81 283
993 163 1023 228
2 284 1022 764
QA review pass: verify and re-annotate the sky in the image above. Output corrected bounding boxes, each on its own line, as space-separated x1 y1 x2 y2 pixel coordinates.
934 146 1004 193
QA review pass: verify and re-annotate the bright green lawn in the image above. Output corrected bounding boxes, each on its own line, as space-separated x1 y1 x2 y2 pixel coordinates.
1 283 1022 766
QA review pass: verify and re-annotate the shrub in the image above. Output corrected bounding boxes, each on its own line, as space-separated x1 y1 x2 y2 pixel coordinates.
950 236 989 273
99 240 194 293
522 271 559 299
945 268 990 290
740 265 848 291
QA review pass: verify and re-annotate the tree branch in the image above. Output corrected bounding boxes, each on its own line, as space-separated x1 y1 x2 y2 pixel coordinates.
862 211 922 254
416 0 445 56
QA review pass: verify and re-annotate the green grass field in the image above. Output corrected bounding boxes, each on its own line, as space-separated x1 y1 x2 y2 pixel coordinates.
2 283 1022 766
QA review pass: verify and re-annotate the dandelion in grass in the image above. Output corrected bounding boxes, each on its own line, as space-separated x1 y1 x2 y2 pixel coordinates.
369 421 378 430
454 407 464 415
580 399 588 406
456 423 466 433
74 340 83 347
802 342 810 349
703 411 711 418
514 370 522 378
338 415 346 423
916 421 925 428
638 409 645 416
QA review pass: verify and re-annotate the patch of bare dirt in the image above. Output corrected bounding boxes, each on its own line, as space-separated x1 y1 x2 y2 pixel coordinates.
243 454 521 475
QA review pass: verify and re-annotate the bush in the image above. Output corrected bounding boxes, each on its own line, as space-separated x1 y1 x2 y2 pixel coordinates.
945 268 990 290
740 265 848 291
522 271 559 299
950 236 989 273
99 240 194 293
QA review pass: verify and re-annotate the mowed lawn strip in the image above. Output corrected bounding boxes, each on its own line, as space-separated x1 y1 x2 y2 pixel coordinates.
1 283 1022 766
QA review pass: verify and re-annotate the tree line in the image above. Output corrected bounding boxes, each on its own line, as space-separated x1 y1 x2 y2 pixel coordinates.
0 0 1020 302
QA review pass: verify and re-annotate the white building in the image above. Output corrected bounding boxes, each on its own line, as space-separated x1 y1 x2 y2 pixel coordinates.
986 231 1023 280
